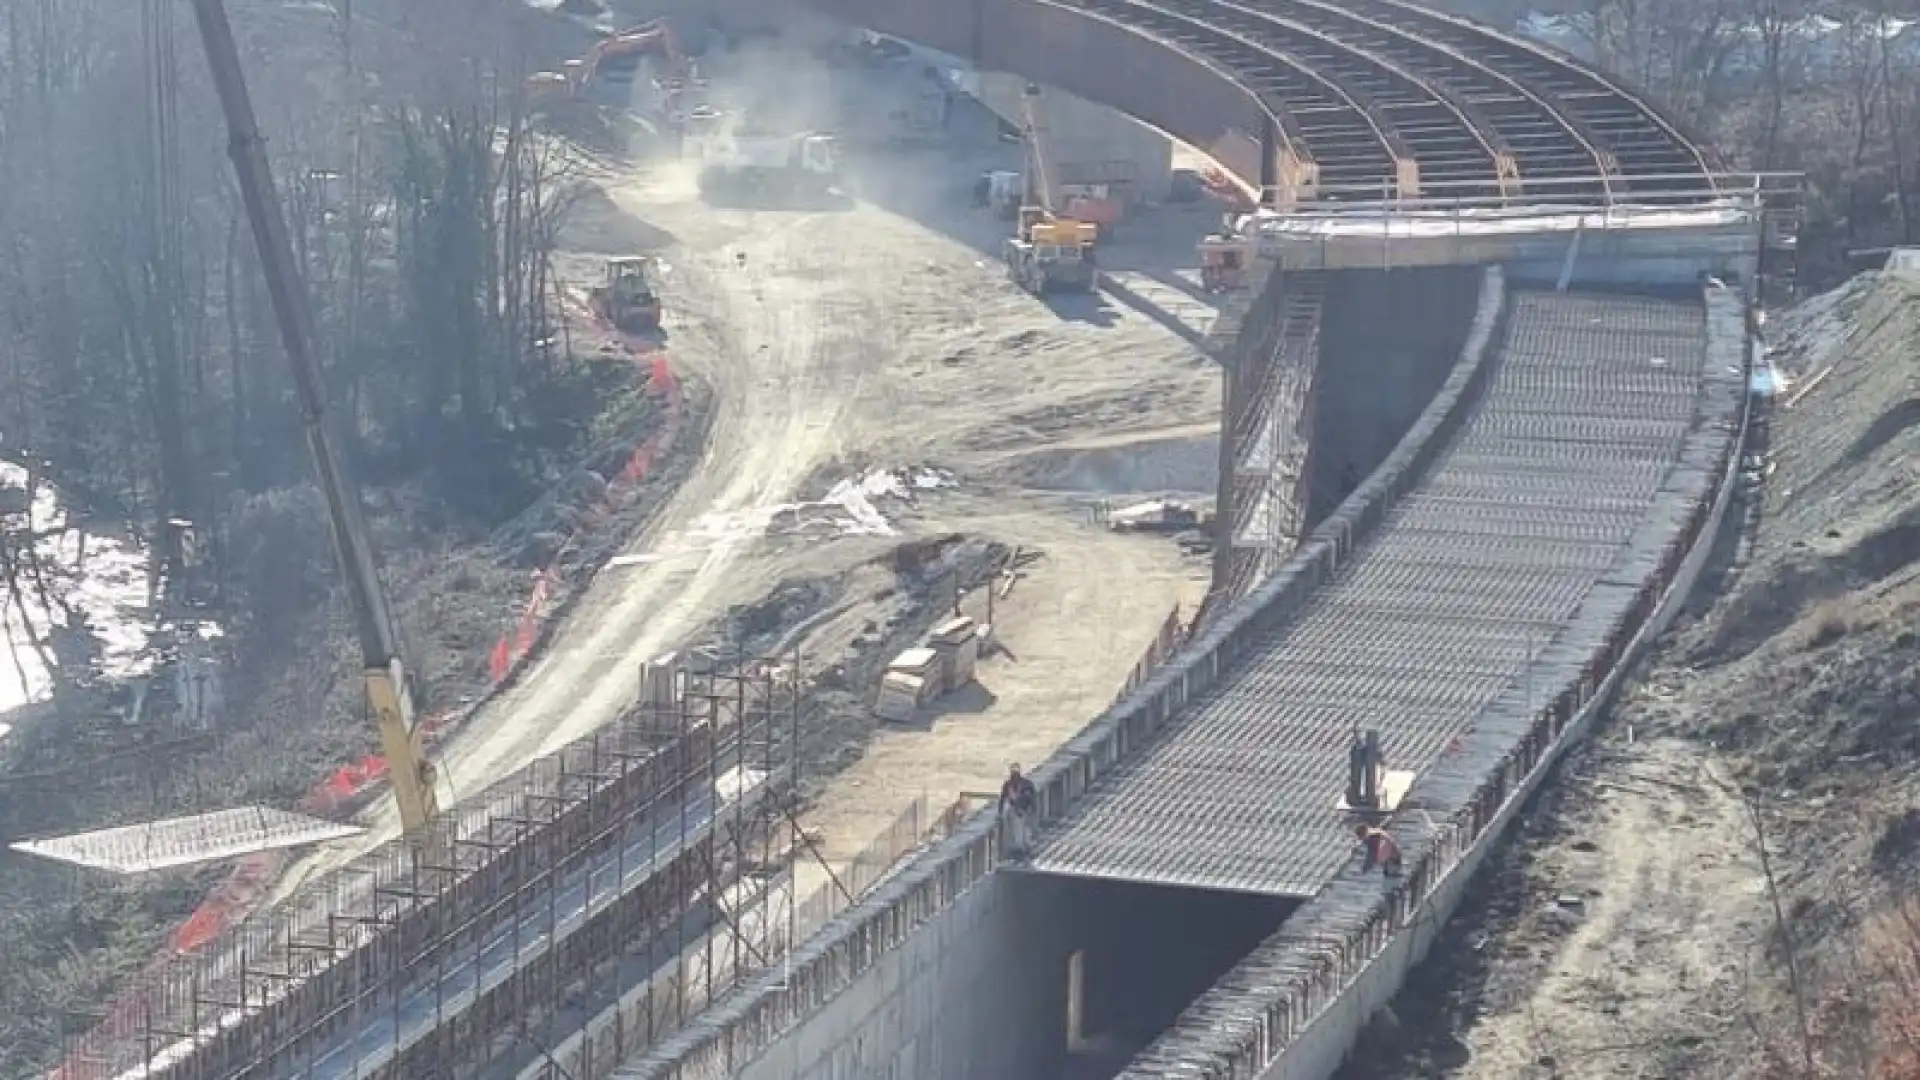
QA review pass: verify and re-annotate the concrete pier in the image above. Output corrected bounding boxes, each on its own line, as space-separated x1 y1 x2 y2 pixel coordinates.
970 72 1175 204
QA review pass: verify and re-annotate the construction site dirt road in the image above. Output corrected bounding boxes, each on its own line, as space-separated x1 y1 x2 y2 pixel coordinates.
270 40 1221 904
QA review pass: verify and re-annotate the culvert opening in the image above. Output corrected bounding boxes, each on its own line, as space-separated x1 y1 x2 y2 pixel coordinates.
1034 874 1299 1079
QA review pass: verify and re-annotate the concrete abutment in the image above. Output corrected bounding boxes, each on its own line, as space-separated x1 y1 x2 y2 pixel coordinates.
728 874 1051 1080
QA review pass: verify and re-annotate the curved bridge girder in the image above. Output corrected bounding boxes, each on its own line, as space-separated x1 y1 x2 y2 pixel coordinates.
1332 0 1714 190
802 0 1711 203
807 0 1328 201
1157 0 1507 199
1241 0 1602 197
1081 0 1416 198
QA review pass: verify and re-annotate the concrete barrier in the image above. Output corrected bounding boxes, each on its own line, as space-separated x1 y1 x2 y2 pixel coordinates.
621 264 1509 1080
1122 284 1751 1080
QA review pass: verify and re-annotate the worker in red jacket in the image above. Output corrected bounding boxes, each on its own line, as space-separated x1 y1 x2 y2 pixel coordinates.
1356 823 1403 877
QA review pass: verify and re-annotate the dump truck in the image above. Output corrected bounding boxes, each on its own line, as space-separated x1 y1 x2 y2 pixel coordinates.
684 115 841 199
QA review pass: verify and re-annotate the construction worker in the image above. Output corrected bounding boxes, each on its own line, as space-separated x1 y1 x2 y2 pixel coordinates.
1356 823 1403 877
1000 762 1038 859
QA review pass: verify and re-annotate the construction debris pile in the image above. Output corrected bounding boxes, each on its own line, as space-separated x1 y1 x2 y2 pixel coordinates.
877 615 985 722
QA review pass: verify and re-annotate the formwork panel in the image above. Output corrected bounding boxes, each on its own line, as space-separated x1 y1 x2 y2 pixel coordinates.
12 808 363 874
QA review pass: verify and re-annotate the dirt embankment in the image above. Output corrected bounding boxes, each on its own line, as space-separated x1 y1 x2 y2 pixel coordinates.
1347 271 1920 1080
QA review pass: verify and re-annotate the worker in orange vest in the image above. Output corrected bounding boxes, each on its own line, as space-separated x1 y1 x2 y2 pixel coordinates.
1356 823 1403 877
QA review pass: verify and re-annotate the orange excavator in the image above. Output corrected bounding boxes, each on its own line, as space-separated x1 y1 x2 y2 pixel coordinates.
527 19 696 105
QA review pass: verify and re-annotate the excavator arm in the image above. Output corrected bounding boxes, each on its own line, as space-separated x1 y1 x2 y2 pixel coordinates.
580 20 687 86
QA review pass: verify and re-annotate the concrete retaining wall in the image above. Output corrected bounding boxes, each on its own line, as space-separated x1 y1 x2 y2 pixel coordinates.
620 265 1509 1080
1306 268 1481 527
728 874 1058 1080
1271 220 1762 288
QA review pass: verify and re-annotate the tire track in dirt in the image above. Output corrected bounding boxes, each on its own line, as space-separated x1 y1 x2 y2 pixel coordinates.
275 195 902 889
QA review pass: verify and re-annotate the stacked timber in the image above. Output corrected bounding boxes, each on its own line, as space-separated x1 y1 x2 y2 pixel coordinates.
927 616 980 690
876 647 941 722
874 618 988 722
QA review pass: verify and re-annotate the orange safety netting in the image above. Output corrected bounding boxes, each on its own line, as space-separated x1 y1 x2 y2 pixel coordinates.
487 330 683 684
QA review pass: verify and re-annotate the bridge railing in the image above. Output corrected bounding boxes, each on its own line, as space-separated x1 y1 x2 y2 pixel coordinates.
1112 604 1188 706
785 793 986 952
1253 170 1801 225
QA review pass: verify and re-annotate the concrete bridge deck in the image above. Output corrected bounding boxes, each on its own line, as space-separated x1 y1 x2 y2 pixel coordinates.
1024 289 1713 898
612 273 1750 1080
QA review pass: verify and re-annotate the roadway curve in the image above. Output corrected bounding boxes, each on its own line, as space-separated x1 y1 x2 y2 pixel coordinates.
82 3 1724 1079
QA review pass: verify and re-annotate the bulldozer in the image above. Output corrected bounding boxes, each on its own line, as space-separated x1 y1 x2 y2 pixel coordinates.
590 256 662 333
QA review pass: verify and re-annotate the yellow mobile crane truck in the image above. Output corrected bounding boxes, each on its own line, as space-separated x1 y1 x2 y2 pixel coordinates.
1003 83 1099 296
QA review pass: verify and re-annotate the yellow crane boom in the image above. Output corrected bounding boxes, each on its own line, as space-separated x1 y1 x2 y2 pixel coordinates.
1019 82 1058 216
188 0 440 835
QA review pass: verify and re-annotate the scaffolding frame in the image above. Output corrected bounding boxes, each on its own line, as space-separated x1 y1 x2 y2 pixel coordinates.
1201 265 1325 624
58 650 804 1080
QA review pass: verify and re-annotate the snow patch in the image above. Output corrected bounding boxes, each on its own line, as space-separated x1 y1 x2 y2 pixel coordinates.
0 462 223 734
616 465 960 565
820 477 895 536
